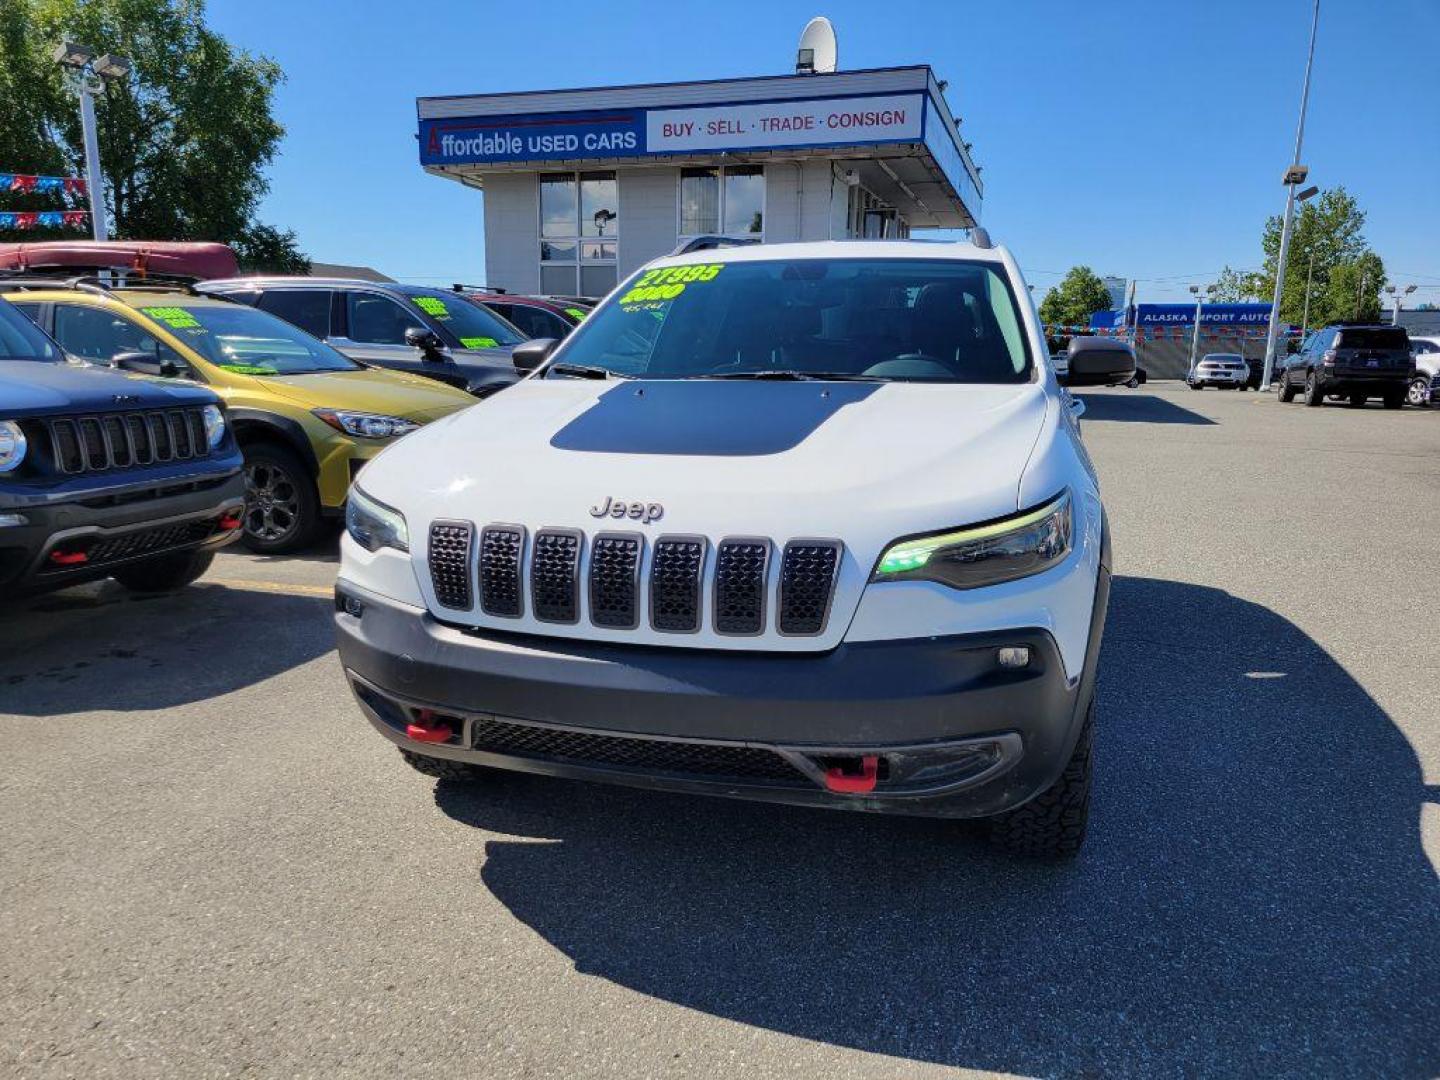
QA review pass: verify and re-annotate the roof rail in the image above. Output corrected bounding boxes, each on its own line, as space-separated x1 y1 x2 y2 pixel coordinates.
451 282 506 294
0 273 110 297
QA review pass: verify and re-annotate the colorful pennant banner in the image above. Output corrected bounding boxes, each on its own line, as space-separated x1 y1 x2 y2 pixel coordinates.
1044 324 1304 340
0 173 88 197
0 210 91 230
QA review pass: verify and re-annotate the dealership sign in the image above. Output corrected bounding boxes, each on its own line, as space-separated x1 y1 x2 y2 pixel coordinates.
1133 303 1273 325
419 94 926 166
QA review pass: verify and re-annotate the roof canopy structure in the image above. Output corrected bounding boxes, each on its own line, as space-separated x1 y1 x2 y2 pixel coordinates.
417 66 981 230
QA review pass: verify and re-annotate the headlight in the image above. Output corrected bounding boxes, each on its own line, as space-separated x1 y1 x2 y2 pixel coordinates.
872 490 1072 590
0 420 28 473
201 404 226 450
314 409 420 439
346 486 409 553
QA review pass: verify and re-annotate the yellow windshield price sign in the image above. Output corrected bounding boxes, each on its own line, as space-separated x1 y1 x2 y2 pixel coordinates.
618 263 723 309
413 296 450 318
565 307 588 320
141 306 202 331
460 336 498 349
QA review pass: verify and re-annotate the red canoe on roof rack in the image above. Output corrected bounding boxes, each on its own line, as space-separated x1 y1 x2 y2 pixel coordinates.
0 240 238 281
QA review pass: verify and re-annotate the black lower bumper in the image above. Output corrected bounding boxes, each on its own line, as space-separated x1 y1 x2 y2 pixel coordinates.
0 472 246 595
1319 373 1410 395
335 562 1111 818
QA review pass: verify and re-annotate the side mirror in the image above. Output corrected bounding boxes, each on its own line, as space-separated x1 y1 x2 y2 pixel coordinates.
114 350 180 378
511 337 558 373
404 326 447 357
1065 337 1136 387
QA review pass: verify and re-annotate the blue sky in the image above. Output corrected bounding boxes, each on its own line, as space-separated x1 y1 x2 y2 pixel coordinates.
209 0 1440 305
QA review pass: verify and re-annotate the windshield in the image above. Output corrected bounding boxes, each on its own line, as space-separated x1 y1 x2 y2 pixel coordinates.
0 297 62 361
139 303 359 375
552 258 1033 382
402 291 524 348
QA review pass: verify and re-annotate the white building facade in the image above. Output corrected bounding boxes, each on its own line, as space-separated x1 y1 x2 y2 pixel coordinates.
417 66 981 298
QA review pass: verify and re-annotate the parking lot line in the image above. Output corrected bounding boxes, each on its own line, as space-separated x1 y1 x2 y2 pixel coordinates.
205 577 334 599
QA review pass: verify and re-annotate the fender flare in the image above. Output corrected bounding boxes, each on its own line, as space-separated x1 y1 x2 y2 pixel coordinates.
227 409 319 474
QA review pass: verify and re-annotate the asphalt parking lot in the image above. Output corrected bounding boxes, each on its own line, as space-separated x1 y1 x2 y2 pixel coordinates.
2 384 1437 1079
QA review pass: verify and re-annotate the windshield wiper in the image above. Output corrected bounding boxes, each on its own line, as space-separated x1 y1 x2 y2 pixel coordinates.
695 370 884 382
544 362 621 380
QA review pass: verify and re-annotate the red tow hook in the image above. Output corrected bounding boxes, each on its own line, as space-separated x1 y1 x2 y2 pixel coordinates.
218 511 243 531
405 708 453 744
48 549 88 566
824 754 880 794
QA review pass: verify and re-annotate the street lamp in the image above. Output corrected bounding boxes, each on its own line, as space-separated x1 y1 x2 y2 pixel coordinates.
1259 0 1322 392
1295 185 1321 337
51 41 132 243
1384 284 1417 324
1188 283 1218 377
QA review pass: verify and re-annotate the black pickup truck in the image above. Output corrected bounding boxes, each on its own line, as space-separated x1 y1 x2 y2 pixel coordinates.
0 297 246 598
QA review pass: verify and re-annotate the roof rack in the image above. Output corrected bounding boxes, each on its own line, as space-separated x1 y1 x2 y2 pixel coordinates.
0 270 217 298
0 273 110 297
451 282 506 294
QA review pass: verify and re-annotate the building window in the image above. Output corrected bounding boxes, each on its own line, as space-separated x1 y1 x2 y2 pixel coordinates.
539 171 617 297
846 184 905 239
680 165 764 238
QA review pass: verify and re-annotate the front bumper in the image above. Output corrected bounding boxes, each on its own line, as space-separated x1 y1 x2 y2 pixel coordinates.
0 471 245 594
335 560 1111 818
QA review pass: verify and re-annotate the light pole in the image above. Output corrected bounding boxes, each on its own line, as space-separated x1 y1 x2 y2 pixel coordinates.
1187 283 1217 377
1295 185 1321 337
1384 284 1417 324
1259 0 1321 391
51 42 131 244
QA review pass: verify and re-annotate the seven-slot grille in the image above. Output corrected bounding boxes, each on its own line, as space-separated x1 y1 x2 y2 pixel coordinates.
588 534 642 628
41 408 209 475
778 541 841 635
713 539 770 635
650 536 705 632
531 529 581 623
429 525 841 637
427 521 474 610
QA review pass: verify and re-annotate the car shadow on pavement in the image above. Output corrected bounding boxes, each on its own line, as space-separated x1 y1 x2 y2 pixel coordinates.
1077 390 1218 425
0 582 334 714
433 575 1439 1076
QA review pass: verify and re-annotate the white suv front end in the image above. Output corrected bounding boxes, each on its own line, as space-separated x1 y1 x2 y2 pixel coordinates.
335 241 1113 856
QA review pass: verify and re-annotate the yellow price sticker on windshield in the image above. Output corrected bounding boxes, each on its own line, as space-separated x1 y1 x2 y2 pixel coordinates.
218 363 278 375
565 307 588 320
617 263 724 307
460 336 498 349
413 297 450 318
141 306 202 330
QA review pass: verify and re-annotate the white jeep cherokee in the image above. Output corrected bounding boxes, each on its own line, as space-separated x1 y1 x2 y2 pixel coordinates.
336 240 1114 856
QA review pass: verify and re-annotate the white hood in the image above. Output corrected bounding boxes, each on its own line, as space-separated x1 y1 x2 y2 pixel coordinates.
358 376 1052 650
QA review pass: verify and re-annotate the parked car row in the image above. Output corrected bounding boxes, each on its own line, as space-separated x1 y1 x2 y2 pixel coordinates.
0 242 608 561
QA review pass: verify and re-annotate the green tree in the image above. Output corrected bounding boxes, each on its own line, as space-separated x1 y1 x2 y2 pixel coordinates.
1210 265 1261 303
1247 187 1380 326
1038 266 1113 328
0 0 307 272
1322 252 1385 324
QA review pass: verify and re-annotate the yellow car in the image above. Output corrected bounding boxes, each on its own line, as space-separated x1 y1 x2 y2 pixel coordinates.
6 282 477 552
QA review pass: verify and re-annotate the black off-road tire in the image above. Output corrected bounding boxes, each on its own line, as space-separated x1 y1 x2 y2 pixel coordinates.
1303 372 1325 407
1278 377 1297 402
111 550 215 592
988 702 1093 857
399 747 486 781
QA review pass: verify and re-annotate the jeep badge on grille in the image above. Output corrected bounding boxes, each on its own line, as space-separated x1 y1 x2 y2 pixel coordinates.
589 497 663 524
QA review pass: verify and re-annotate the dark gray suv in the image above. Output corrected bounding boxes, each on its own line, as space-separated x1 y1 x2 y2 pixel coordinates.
1277 324 1414 408
196 277 525 398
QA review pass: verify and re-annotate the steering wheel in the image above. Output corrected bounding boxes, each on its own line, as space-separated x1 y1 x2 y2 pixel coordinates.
862 353 959 379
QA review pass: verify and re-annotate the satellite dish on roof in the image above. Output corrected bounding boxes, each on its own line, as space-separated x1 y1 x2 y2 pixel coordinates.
796 17 838 75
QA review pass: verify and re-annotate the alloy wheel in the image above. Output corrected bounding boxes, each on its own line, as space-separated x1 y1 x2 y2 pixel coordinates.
244 460 301 543
1408 378 1429 407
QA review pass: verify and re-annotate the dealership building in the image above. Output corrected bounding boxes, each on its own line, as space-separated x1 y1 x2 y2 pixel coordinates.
416 65 980 297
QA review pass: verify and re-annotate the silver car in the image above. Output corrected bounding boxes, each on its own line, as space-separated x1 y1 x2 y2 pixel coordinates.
1189 352 1249 390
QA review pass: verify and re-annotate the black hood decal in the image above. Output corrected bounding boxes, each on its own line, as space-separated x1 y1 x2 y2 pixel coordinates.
549 381 880 456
